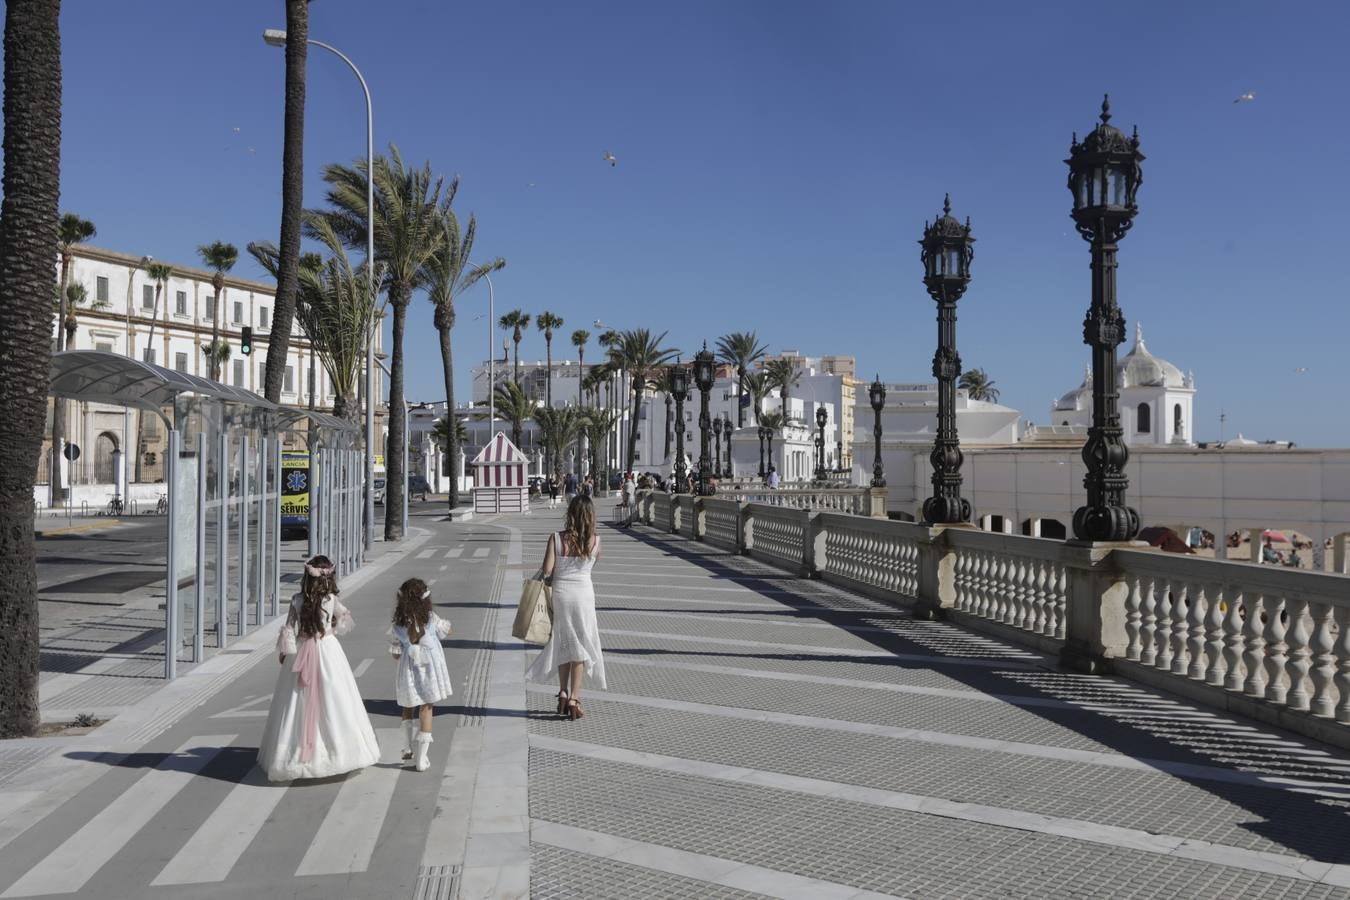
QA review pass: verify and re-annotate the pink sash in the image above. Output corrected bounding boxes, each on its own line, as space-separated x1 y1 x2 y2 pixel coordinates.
292 638 323 763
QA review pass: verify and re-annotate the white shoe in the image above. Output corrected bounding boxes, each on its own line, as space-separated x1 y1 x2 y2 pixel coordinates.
414 732 433 772
401 720 416 762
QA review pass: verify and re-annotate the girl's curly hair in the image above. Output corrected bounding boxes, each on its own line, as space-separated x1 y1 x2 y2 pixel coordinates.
393 577 432 644
298 555 339 638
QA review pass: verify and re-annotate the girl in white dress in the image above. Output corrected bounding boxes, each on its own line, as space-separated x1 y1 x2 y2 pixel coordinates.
388 578 453 771
526 495 604 719
258 555 381 782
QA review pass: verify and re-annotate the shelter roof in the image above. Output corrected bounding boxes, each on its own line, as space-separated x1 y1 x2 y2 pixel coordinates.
472 431 528 465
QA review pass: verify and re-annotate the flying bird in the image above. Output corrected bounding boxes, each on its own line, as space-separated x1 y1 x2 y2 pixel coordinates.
1294 367 1307 374
603 151 616 167
232 126 241 133
1234 91 1255 103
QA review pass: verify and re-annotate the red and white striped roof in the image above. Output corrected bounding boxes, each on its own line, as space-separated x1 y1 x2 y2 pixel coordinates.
471 431 528 467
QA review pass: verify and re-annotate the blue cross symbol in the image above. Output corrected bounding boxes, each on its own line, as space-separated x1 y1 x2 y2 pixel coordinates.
287 471 308 492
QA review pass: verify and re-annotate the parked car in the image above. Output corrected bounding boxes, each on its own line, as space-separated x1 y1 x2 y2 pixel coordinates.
373 477 386 505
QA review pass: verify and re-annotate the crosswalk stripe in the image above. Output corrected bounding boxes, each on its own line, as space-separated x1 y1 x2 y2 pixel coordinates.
472 548 490 558
293 728 402 876
149 766 284 886
352 658 373 679
1 735 235 898
446 548 463 559
416 548 438 559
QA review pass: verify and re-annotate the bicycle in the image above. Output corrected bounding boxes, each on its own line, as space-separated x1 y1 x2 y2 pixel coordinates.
105 494 124 517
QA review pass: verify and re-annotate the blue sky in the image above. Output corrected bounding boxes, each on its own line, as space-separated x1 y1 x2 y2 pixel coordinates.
51 1 1350 444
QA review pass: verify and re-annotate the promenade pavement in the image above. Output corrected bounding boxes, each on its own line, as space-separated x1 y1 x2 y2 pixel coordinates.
0 499 1347 898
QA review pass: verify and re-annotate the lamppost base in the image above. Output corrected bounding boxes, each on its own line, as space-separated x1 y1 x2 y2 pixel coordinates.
922 495 970 525
1071 504 1139 543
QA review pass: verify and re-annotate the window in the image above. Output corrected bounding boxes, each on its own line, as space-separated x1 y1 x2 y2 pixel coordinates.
1174 404 1183 437
174 352 188 373
233 300 243 325
142 284 155 310
233 359 245 386
95 341 114 353
205 295 216 320
284 365 294 394
175 290 187 316
1136 402 1151 434
259 306 270 329
96 276 109 303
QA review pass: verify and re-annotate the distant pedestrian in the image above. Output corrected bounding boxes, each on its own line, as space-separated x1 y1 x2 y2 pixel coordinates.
620 473 636 526
582 475 594 498
766 466 779 489
527 495 605 720
564 472 577 498
388 578 453 771
259 555 380 782
547 475 560 509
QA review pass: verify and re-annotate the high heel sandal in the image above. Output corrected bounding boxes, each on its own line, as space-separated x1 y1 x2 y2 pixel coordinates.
566 698 583 721
556 691 569 716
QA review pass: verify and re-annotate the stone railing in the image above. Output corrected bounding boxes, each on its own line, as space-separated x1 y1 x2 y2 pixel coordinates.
723 486 881 517
630 491 1350 750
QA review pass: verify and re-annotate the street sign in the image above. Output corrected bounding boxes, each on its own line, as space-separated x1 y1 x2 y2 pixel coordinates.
63 443 80 461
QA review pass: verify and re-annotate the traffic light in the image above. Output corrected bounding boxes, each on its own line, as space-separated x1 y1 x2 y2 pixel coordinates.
240 326 253 356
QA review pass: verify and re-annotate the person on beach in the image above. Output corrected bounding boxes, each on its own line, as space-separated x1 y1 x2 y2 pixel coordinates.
258 555 380 782
526 495 605 720
388 577 453 771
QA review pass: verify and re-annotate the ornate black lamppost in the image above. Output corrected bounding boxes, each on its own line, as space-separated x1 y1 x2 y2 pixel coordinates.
670 360 690 492
1067 95 1144 542
722 412 733 477
712 415 723 479
693 342 716 494
765 426 775 478
869 377 886 487
919 194 975 525
757 425 768 477
814 405 828 481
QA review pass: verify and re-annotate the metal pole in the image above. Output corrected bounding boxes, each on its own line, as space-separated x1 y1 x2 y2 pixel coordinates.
255 435 266 628
238 433 250 637
403 402 410 536
272 437 282 615
194 429 206 662
217 430 229 649
485 272 495 436
165 429 179 680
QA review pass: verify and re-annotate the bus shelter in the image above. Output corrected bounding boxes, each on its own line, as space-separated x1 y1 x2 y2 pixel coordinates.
48 351 362 679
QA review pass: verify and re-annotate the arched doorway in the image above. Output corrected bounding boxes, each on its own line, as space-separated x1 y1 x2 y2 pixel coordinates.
94 431 119 484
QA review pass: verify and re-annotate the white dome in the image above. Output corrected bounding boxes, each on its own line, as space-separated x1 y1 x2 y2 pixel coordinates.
1053 366 1092 411
1118 323 1185 388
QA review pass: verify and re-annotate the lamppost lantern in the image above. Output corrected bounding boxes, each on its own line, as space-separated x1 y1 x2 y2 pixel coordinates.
693 344 716 393
1067 95 1144 543
694 342 716 494
670 359 690 492
869 376 886 488
669 362 690 401
815 405 828 430
814 404 828 481
919 195 974 525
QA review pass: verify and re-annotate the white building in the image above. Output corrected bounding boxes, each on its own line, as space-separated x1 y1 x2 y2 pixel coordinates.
42 245 385 499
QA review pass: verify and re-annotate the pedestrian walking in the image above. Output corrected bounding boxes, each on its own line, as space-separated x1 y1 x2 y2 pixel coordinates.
766 466 779 489
581 475 594 498
547 475 561 509
258 555 380 782
564 472 577 499
620 473 636 526
388 577 453 772
526 495 605 720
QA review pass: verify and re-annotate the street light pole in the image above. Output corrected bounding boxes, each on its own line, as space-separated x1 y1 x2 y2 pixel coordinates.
265 28 377 554
670 360 689 493
869 377 887 487
814 404 828 481
693 343 716 495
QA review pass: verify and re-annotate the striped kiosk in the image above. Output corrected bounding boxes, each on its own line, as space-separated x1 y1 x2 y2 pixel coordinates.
470 430 530 514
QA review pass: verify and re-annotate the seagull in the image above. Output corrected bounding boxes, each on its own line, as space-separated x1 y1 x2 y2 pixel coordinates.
603 151 616 167
1234 91 1255 103
1294 367 1307 374
232 126 241 133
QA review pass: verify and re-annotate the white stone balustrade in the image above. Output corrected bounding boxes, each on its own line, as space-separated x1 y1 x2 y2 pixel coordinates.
631 490 1350 750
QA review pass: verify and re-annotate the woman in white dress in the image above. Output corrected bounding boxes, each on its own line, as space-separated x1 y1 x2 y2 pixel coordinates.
526 495 604 719
258 555 381 781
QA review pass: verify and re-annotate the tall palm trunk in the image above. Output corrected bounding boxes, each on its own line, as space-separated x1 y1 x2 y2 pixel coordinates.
781 387 789 422
386 292 409 540
435 307 460 511
264 0 308 403
737 365 746 428
0 0 62 738
625 384 643 476
512 328 521 385
50 250 71 506
544 335 553 406
210 273 224 380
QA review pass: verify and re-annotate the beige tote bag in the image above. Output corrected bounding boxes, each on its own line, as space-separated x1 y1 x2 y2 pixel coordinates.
512 574 553 644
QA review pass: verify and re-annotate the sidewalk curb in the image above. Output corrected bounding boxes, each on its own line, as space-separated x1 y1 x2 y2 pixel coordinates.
35 519 123 537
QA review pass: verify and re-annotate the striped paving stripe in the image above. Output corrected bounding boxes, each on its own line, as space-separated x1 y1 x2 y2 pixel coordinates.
2 735 234 898
352 658 374 679
416 548 440 560
294 728 403 876
473 548 490 558
446 548 464 559
532 735 1350 888
150 766 285 886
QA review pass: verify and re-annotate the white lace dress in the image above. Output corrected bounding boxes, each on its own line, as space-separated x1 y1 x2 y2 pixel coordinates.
258 593 381 782
388 613 453 707
526 532 606 689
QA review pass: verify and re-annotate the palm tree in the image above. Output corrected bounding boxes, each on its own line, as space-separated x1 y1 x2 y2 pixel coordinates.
0 0 62 738
50 213 96 509
498 309 530 387
143 262 173 362
197 241 238 381
535 311 564 406
432 414 467 488
597 329 622 471
266 0 310 405
57 282 107 347
571 328 590 399
764 357 802 423
758 410 785 431
533 405 583 478
613 329 679 475
201 339 232 376
491 379 535 450
715 331 768 428
312 144 447 540
581 363 607 407
580 407 620 488
959 368 1000 403
423 197 504 512
744 369 771 425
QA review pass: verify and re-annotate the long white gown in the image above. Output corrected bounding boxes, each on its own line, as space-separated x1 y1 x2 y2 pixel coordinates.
526 532 606 689
388 613 454 708
258 593 381 782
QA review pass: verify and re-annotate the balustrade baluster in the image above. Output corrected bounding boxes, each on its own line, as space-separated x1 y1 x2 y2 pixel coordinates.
1283 597 1313 711
1138 576 1157 665
1010 559 1028 629
1221 587 1245 691
1124 576 1143 661
1334 605 1350 724
971 552 987 617
1031 560 1048 635
993 555 1010 623
1170 584 1191 676
1263 596 1289 704
1153 578 1174 671
1186 582 1208 680
1241 592 1267 696
1053 566 1067 639
1308 600 1337 718
1204 581 1226 686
